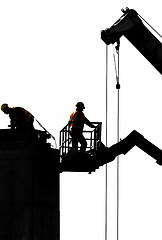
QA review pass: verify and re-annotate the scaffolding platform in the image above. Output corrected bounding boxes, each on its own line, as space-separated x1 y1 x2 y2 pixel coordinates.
59 150 100 173
59 122 102 173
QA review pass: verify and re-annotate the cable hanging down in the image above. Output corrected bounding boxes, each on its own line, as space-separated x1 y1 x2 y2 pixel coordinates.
105 44 108 240
138 13 162 39
112 39 121 240
105 40 121 240
35 118 57 148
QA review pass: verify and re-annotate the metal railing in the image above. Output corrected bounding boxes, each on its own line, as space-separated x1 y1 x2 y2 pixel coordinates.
59 122 102 157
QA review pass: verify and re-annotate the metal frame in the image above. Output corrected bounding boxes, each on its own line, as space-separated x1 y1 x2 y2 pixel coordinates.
59 122 102 157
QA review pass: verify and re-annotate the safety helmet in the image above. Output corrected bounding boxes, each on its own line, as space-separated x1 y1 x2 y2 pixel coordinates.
76 102 85 109
1 103 9 112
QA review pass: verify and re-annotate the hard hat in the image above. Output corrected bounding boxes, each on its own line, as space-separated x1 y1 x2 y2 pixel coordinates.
76 102 85 109
1 103 8 112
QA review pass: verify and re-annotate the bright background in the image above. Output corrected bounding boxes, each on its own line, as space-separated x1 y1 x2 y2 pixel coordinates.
0 1 162 240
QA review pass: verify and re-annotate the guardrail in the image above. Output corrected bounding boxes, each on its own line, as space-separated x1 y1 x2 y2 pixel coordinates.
59 122 102 157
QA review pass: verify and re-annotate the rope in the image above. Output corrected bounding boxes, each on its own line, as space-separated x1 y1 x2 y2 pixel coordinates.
138 13 162 39
105 41 120 240
106 45 108 148
116 43 120 240
105 44 108 240
113 41 120 240
35 118 57 148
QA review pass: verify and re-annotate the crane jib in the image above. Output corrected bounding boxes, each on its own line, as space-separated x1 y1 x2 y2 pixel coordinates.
101 8 162 75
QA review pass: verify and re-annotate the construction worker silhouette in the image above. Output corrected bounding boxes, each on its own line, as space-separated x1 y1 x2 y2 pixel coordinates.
1 104 34 130
69 102 95 152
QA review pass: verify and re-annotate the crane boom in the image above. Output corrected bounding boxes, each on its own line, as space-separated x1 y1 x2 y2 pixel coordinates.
101 8 162 74
60 129 162 173
97 130 162 167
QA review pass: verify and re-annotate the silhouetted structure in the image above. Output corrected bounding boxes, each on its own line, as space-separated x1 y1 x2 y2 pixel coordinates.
0 127 162 239
60 128 162 173
101 8 162 75
0 129 59 240
60 122 102 173
97 130 162 166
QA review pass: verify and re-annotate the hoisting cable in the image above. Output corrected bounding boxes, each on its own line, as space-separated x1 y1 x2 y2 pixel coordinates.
112 39 120 240
35 118 57 148
105 44 108 240
138 13 162 39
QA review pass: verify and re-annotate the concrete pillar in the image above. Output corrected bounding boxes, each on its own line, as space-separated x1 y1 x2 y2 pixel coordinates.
0 130 60 240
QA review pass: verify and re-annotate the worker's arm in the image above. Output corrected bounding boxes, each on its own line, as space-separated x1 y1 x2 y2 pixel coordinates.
84 118 95 128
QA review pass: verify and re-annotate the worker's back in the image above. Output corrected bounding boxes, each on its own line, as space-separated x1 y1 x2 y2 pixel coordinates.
9 107 34 130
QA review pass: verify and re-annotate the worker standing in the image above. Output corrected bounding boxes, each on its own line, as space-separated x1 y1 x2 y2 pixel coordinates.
1 103 34 130
69 102 95 152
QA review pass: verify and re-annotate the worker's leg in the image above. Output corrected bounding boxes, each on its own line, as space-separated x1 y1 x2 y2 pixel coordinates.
71 128 87 152
79 134 87 152
70 128 79 150
71 137 78 150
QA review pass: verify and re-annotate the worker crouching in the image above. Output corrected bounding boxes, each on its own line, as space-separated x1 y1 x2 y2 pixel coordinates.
1 103 34 130
69 102 95 152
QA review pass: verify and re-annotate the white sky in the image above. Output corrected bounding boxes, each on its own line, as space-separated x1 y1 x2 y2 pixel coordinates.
1 1 162 240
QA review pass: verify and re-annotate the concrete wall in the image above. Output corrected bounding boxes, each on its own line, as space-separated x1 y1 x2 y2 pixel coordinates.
0 130 60 240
